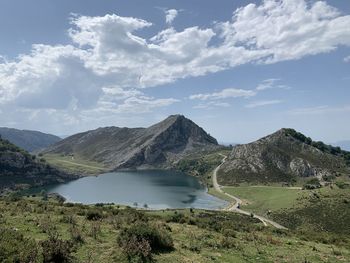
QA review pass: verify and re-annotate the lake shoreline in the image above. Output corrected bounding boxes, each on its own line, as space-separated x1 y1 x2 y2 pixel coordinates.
24 170 228 210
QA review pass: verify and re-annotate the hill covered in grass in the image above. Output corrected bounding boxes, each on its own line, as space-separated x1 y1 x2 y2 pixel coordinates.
0 137 76 191
219 128 350 185
0 127 61 152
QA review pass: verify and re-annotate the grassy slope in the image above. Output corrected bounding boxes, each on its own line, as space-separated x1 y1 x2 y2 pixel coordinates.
271 187 350 235
43 154 107 175
1 196 349 262
219 184 350 247
223 186 305 215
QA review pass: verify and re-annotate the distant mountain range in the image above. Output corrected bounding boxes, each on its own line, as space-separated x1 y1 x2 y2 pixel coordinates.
219 128 350 184
43 115 219 170
0 137 75 191
2 115 349 187
0 127 61 152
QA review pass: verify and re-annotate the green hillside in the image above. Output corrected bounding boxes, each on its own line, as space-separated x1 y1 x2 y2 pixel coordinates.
0 137 76 191
0 195 349 263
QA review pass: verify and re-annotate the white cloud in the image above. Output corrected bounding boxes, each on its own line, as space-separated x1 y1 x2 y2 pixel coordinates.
2 1 349 109
1 0 350 130
344 56 350 63
219 0 350 63
189 78 290 105
0 44 92 109
165 9 178 25
193 101 230 109
116 96 179 113
245 100 283 108
288 105 350 115
101 87 142 100
189 88 256 100
256 78 290 91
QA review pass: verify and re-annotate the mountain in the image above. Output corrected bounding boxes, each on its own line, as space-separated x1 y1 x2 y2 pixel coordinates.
0 137 75 191
219 128 350 184
0 127 61 152
43 115 219 170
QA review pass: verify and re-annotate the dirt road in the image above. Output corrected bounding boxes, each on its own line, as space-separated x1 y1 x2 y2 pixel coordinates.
212 154 287 229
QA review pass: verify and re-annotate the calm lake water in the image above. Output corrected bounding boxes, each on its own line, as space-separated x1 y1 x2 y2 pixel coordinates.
40 170 227 210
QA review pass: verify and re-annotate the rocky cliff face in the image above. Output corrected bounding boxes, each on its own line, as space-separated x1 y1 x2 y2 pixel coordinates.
43 115 219 170
219 129 349 184
0 138 75 190
0 127 61 152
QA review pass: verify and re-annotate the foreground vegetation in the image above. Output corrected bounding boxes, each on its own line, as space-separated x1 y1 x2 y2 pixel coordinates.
0 193 349 262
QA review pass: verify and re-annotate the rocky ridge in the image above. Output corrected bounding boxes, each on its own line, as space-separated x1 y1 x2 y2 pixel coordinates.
43 115 219 170
219 128 349 184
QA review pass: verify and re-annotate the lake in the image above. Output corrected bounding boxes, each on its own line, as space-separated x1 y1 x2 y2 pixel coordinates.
40 170 228 210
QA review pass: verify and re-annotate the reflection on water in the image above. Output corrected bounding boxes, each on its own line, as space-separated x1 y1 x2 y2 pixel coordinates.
37 170 227 210
182 194 197 204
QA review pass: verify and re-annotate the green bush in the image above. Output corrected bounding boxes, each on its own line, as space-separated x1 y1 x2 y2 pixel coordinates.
220 236 237 249
118 222 173 262
85 210 103 221
40 233 74 263
336 181 350 189
0 228 40 263
322 174 336 182
70 226 84 244
303 178 321 189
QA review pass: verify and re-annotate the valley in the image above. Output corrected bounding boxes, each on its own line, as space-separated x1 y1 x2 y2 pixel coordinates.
2 0 350 261
1 115 350 262
42 154 108 175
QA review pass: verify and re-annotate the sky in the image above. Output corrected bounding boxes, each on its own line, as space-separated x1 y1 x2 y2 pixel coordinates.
0 0 349 144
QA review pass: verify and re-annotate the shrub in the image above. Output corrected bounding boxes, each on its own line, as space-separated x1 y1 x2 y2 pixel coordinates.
60 215 76 225
118 222 173 262
89 222 101 240
70 226 84 244
303 178 321 190
166 212 186 223
85 210 103 221
220 236 237 249
119 235 152 262
335 181 350 189
0 228 40 263
222 228 237 238
41 233 74 263
322 174 336 182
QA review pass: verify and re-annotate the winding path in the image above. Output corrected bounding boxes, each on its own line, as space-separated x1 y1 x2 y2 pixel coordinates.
212 154 287 229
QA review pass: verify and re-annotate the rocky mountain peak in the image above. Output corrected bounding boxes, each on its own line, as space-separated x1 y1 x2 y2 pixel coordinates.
43 115 219 170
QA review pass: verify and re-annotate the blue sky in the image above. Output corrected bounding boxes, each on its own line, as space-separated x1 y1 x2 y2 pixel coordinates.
0 0 349 144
